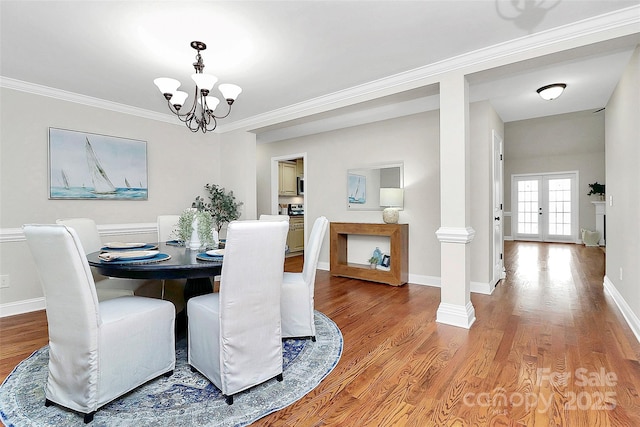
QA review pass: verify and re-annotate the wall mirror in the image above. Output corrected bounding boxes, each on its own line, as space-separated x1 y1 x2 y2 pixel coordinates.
347 162 403 210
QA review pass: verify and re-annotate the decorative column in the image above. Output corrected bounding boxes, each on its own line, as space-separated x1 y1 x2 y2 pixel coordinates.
435 73 476 329
592 201 606 246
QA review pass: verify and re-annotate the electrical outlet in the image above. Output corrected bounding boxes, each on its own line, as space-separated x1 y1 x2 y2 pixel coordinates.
619 267 623 281
610 195 613 207
0 275 9 289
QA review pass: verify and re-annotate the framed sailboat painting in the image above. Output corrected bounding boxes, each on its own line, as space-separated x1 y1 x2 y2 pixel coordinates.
48 128 148 200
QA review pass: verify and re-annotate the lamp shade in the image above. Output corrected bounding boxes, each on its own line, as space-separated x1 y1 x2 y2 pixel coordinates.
154 77 181 95
380 188 403 207
191 73 218 91
170 90 189 108
536 83 566 101
218 83 242 101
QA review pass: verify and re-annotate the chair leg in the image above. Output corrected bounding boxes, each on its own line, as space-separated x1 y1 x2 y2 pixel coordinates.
276 373 283 382
45 398 53 407
83 411 96 423
311 336 316 342
225 394 234 405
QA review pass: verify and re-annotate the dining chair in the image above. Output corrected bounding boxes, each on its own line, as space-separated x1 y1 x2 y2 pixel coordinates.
55 218 154 301
187 220 289 405
259 214 290 222
281 215 328 341
23 224 176 423
157 214 181 242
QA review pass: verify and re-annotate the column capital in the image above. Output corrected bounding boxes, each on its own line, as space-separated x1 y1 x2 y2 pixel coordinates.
435 226 476 243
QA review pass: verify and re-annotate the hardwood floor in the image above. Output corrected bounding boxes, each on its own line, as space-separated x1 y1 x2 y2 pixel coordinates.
2 241 639 426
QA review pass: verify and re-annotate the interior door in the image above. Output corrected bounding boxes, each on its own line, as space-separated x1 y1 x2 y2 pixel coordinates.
512 172 578 243
492 131 505 285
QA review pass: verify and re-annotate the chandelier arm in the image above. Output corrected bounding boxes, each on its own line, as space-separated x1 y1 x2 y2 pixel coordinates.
211 104 233 120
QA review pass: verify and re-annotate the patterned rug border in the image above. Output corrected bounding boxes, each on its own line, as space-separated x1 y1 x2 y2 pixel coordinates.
0 311 343 427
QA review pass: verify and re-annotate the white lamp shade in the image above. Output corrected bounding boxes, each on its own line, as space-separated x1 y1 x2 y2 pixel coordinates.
380 188 404 207
154 77 181 95
537 84 566 101
191 73 218 91
218 83 242 101
170 90 189 107
199 96 220 112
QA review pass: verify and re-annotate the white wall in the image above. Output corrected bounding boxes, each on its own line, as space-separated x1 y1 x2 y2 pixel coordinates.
503 110 606 237
0 87 222 311
604 45 640 337
257 111 442 283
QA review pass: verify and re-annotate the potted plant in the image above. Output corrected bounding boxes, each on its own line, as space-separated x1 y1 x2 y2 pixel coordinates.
193 183 243 235
368 256 379 269
175 208 215 250
587 182 605 200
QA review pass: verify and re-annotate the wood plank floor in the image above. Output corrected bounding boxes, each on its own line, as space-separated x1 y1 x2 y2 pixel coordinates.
2 241 639 426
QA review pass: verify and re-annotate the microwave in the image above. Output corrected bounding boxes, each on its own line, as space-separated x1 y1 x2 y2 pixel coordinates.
297 177 304 195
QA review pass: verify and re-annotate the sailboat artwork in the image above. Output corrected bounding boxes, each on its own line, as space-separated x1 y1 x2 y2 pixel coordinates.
348 174 366 204
86 138 116 194
48 128 148 200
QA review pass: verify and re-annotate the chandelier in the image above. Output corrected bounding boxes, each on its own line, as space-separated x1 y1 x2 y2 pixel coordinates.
154 41 242 133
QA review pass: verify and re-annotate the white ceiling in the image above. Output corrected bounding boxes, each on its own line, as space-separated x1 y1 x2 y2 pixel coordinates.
1 1 639 142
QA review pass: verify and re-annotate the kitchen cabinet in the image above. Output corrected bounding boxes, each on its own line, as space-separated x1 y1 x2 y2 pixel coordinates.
288 217 305 253
296 158 304 177
279 162 297 196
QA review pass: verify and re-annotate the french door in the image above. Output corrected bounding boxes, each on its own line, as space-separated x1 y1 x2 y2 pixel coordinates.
512 172 578 243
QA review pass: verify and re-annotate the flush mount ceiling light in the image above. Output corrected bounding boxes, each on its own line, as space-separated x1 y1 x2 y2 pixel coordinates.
536 83 566 101
154 41 242 133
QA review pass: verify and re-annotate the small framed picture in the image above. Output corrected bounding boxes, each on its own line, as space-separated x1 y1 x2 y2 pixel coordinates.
381 254 390 268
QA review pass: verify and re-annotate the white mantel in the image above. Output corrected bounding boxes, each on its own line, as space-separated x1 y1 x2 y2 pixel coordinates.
592 201 606 246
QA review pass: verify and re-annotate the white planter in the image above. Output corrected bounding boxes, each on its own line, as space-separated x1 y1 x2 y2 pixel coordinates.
188 216 202 250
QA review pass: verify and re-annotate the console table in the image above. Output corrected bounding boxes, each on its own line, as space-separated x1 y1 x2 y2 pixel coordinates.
330 222 408 286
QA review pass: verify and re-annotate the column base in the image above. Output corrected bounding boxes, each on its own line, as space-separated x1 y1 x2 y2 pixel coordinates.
436 301 476 329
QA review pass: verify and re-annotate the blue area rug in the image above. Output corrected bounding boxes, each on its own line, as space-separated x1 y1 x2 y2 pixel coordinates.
0 311 342 426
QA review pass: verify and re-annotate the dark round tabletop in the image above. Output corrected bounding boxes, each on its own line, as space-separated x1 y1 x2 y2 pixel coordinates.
87 242 222 280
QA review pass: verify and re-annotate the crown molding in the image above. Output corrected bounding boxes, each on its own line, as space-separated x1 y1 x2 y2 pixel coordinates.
0 77 179 125
2 6 638 135
220 6 640 133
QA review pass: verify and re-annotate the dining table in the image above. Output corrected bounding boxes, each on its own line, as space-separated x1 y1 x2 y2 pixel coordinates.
86 242 222 301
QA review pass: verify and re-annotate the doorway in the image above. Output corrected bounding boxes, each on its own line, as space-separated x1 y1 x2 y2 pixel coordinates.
492 131 506 285
511 172 579 243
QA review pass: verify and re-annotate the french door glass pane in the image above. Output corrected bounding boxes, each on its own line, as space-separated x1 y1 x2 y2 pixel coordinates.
547 178 572 236
517 180 538 234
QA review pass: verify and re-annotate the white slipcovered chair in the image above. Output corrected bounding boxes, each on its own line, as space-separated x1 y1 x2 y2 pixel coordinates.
281 216 328 340
23 224 176 423
259 214 290 222
157 214 181 242
55 218 153 301
187 220 289 404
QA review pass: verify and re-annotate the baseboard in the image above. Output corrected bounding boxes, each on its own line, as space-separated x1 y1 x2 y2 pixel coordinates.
603 275 640 344
0 297 45 318
436 301 476 329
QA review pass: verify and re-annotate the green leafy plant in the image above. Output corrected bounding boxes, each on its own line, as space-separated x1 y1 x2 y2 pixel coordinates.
587 182 605 196
193 183 243 233
368 256 380 265
174 208 215 247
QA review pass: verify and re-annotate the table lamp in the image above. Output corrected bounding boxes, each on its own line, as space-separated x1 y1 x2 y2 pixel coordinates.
380 188 404 224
